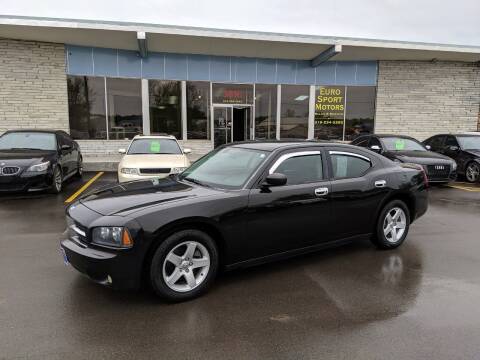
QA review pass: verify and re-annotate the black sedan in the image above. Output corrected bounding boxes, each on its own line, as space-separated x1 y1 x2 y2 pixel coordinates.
423 133 480 183
351 134 457 183
0 129 83 193
61 141 428 301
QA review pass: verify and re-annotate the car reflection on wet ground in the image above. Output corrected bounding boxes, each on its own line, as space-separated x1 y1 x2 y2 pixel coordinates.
1 173 480 359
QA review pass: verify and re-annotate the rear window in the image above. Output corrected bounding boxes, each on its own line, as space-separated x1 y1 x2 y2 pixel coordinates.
0 132 57 151
127 138 182 155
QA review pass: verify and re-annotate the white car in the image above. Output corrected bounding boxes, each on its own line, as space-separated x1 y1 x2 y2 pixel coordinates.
117 135 191 183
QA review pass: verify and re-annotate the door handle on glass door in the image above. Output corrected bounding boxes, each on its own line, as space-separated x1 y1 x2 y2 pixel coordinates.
314 187 329 197
375 180 387 188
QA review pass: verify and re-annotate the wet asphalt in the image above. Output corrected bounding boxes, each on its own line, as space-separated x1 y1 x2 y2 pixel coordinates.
1 173 480 359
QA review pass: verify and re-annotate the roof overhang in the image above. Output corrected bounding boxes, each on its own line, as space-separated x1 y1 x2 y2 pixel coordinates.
1 15 480 62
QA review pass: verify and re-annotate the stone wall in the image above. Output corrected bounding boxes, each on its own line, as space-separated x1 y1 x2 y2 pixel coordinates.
0 38 68 133
375 61 480 140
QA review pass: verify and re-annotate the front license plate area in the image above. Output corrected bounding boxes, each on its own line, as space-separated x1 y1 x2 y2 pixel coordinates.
60 247 69 266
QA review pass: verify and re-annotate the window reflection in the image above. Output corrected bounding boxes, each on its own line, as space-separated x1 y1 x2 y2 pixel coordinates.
149 80 182 139
280 85 309 139
344 86 376 141
187 82 210 139
106 78 143 140
255 84 277 139
67 76 106 140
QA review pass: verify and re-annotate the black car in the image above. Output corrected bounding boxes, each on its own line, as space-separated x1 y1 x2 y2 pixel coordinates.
351 134 457 184
423 134 480 183
0 129 83 193
61 141 428 301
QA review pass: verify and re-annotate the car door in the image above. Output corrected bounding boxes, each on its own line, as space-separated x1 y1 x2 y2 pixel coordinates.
245 148 332 260
57 134 74 175
327 147 391 239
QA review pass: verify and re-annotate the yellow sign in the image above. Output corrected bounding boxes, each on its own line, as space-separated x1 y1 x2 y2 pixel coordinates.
315 86 345 124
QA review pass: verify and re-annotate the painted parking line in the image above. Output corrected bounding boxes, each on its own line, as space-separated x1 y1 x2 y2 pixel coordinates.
64 172 104 204
446 184 480 192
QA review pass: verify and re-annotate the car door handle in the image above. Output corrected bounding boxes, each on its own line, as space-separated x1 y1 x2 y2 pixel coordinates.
375 180 387 188
314 187 329 197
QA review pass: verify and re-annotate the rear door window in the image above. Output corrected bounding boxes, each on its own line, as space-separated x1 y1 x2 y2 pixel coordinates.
329 151 372 179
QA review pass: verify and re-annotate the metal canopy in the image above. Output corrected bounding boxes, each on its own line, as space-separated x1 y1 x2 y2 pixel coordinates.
1 15 480 62
311 44 342 67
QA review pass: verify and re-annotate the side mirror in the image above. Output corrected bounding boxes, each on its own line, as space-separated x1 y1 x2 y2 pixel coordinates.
118 148 126 154
449 145 459 152
183 148 192 154
425 145 432 150
61 144 71 151
370 145 381 153
263 173 287 187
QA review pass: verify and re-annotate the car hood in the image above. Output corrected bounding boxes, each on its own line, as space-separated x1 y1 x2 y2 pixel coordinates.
0 149 55 167
79 177 219 216
384 150 453 165
463 149 480 158
119 154 189 169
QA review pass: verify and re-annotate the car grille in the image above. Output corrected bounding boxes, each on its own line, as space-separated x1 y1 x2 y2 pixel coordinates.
426 164 451 180
139 168 171 174
0 166 20 176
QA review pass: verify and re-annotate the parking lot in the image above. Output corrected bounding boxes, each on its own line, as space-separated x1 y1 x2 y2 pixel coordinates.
1 172 480 360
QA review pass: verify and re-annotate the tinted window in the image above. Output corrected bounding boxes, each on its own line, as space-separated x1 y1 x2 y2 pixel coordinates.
179 147 268 189
369 137 382 148
187 82 210 140
127 139 181 155
382 137 425 151
0 132 57 151
352 136 370 147
274 154 323 185
255 84 277 140
149 80 181 139
427 136 445 151
330 153 371 179
445 136 459 147
280 85 309 139
344 86 376 141
67 75 107 140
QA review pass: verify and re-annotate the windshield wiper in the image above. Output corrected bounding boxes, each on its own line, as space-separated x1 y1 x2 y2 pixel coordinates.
183 177 211 188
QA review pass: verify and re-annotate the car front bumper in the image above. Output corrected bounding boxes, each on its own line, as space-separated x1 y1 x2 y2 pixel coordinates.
117 172 171 183
0 172 53 192
60 237 143 291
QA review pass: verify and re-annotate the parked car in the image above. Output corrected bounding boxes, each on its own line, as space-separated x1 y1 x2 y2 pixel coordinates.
61 141 428 301
423 133 480 183
351 134 456 184
0 129 82 193
117 135 191 183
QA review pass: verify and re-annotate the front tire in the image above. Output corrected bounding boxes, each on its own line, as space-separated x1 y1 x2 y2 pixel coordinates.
50 166 63 194
150 230 219 302
372 200 410 249
465 162 480 183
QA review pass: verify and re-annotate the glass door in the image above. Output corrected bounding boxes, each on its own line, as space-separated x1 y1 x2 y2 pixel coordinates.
213 106 232 148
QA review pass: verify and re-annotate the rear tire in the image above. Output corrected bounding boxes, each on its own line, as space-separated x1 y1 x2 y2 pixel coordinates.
371 200 410 249
149 230 218 302
50 165 63 194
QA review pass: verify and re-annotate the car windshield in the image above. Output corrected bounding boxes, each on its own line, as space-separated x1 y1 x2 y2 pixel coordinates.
127 138 182 155
0 132 57 151
457 136 480 150
383 137 426 151
179 147 269 189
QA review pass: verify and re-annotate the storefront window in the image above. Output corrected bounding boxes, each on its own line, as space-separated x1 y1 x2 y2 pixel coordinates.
255 84 277 139
187 82 210 139
344 86 376 141
149 80 182 139
106 78 142 140
67 76 107 140
280 85 309 139
314 86 346 140
212 83 253 104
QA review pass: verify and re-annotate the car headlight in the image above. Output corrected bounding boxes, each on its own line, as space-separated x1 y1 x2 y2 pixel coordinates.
26 161 50 172
91 227 133 248
171 167 187 174
120 168 139 175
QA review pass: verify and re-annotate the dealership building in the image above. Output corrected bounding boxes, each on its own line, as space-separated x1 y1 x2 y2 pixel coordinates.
0 15 479 168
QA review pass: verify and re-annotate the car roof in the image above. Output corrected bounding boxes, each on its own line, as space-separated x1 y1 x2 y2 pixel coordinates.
230 140 357 152
371 134 419 140
4 129 63 135
132 134 176 140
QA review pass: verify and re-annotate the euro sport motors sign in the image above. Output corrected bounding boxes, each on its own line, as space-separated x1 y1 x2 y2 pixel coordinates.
314 86 346 139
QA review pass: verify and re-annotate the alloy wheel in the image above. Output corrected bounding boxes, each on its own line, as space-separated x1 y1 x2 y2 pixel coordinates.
162 241 211 293
54 167 62 192
466 163 480 182
383 207 407 243
78 158 83 176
